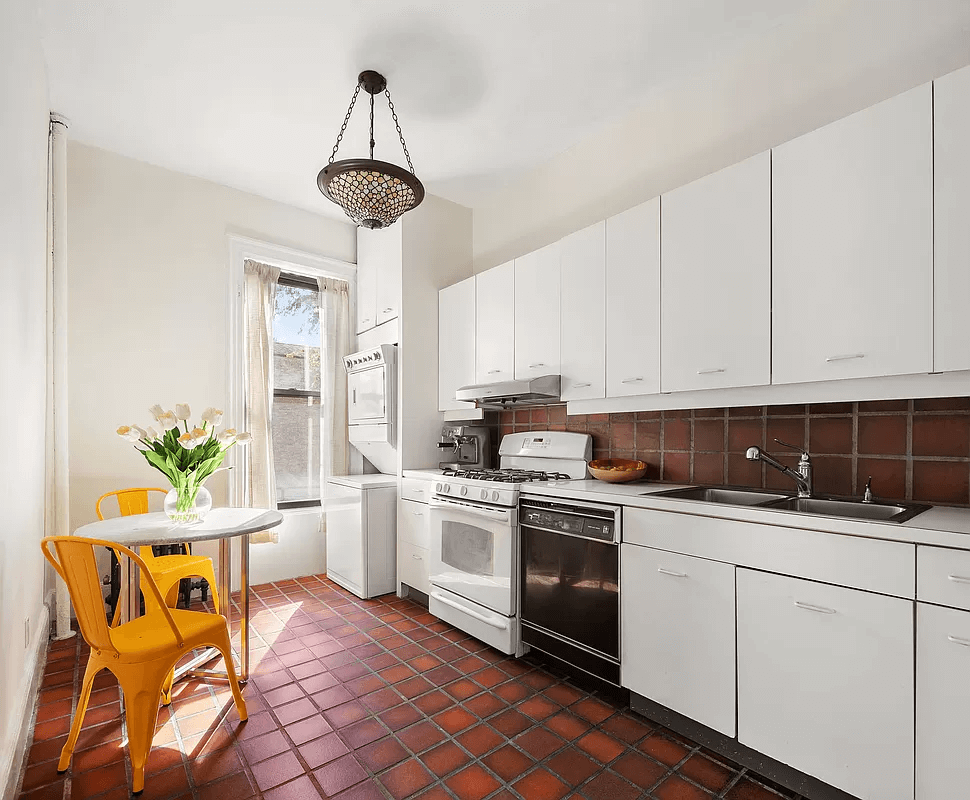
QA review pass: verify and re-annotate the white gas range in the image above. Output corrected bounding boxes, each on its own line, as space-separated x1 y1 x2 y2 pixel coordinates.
427 431 592 654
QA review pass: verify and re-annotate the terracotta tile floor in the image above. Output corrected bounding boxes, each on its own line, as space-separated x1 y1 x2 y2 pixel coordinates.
17 576 802 800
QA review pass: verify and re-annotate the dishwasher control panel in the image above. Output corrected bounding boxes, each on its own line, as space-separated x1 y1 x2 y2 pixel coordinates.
519 499 619 543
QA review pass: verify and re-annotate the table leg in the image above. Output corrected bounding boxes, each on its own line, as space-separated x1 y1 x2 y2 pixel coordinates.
123 552 140 623
240 532 250 682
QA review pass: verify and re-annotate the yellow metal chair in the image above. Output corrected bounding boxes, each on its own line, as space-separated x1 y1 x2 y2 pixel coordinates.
96 488 220 614
42 536 247 795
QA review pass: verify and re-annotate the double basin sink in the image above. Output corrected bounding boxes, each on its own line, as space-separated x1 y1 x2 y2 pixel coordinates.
649 486 930 524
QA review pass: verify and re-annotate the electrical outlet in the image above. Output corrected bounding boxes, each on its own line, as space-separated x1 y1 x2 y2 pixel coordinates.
24 617 30 648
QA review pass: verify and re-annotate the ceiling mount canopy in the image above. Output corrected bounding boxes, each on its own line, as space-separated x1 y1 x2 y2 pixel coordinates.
317 70 425 229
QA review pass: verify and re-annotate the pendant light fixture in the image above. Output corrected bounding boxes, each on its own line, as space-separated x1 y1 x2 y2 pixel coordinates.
317 70 425 229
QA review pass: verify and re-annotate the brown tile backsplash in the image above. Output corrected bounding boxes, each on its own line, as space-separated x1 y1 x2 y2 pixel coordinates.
491 398 970 506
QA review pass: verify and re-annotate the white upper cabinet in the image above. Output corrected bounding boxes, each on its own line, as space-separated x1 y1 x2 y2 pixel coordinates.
606 198 661 397
560 222 606 401
661 151 771 392
772 83 933 384
475 261 515 383
514 242 561 380
934 65 970 373
356 225 403 333
438 276 476 411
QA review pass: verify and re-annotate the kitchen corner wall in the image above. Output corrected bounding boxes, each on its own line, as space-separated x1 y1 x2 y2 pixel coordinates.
488 397 970 506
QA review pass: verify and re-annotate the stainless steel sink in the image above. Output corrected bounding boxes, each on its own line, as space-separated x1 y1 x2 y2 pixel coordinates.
761 496 930 523
646 486 791 506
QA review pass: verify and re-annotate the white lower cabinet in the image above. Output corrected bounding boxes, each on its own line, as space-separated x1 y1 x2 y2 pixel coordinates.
737 569 914 800
621 545 736 736
916 602 970 800
398 497 431 595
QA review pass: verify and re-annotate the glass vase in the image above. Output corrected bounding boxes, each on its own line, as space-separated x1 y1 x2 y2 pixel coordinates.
164 485 212 524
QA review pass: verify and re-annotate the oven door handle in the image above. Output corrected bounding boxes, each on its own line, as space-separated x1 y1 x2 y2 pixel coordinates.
430 497 513 522
431 592 509 631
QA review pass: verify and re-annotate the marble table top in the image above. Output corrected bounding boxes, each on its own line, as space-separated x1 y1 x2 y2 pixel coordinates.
72 508 283 547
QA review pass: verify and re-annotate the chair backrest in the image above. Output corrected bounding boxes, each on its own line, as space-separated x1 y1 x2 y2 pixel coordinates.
41 536 184 653
95 488 169 562
96 488 167 520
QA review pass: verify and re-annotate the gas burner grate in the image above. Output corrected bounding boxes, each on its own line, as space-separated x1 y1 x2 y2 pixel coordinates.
439 468 572 483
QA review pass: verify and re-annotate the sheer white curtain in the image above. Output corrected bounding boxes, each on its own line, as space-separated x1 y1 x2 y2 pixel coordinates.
318 277 351 479
243 259 280 544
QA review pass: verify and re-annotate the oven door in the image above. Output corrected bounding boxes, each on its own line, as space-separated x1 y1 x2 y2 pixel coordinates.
429 497 516 616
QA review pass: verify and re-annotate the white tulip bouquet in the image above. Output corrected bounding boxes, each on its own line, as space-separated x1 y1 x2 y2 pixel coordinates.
117 404 251 520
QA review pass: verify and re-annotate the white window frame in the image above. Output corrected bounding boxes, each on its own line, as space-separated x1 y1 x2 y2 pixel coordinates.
226 234 356 510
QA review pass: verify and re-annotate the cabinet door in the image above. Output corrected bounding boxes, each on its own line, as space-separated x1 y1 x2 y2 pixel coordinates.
560 222 606 401
475 262 515 383
606 198 661 397
621 545 736 736
933 65 970 373
514 242 561 380
661 152 770 392
355 245 377 334
917 602 970 800
772 83 933 384
438 277 477 411
737 569 914 800
399 541 430 595
370 225 403 326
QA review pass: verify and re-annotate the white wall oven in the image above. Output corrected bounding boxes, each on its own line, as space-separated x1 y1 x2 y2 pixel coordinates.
344 344 397 473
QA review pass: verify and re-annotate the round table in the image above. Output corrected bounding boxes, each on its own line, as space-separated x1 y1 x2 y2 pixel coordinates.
74 508 283 683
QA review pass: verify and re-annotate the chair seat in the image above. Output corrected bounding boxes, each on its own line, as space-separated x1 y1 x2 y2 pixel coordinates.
149 553 215 578
110 609 232 661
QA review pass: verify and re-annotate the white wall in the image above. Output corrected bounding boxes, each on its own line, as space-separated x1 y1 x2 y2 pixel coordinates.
0 0 51 792
67 143 357 585
472 3 970 270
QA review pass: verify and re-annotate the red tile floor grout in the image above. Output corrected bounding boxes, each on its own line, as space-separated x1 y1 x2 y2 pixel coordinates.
16 575 805 800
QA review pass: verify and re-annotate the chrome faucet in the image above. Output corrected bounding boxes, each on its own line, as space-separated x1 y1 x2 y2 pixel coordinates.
746 439 813 498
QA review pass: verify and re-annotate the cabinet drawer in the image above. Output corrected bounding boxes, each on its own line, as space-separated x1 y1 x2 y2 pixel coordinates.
917 546 970 610
625 507 915 597
399 541 430 595
399 499 430 549
401 478 432 504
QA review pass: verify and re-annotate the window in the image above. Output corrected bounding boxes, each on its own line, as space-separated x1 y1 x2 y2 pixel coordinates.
272 273 322 509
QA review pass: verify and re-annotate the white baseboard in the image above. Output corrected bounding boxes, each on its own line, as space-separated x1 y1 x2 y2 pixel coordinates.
0 603 53 800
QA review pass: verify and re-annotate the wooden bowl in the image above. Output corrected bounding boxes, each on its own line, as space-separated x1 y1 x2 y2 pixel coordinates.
588 458 648 483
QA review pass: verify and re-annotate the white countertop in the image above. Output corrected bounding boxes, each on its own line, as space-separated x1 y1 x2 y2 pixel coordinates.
402 469 447 482
520 479 970 549
327 474 398 489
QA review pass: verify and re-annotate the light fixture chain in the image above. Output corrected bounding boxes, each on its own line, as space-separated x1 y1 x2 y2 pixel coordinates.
369 92 375 160
384 89 416 174
328 84 361 165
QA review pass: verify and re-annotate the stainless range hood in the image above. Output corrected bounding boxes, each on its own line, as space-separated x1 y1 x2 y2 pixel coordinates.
455 375 561 409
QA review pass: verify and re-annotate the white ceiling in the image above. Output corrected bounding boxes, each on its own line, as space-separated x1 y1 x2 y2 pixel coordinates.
34 1 969 222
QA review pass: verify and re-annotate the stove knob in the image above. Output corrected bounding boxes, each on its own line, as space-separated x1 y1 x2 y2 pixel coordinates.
443 483 451 493
491 491 499 502
435 483 442 492
481 489 488 500
460 486 468 496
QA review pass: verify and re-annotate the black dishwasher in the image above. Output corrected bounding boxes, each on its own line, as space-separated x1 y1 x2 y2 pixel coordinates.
519 497 621 685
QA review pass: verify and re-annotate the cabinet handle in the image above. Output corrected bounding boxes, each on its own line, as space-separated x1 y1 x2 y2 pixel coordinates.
383 307 394 313
487 369 501 374
947 575 970 584
411 510 423 516
411 553 423 560
825 353 865 363
574 382 591 388
794 600 836 614
528 363 545 369
696 368 725 375
948 635 970 647
361 317 372 324
621 377 643 384
657 567 688 578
